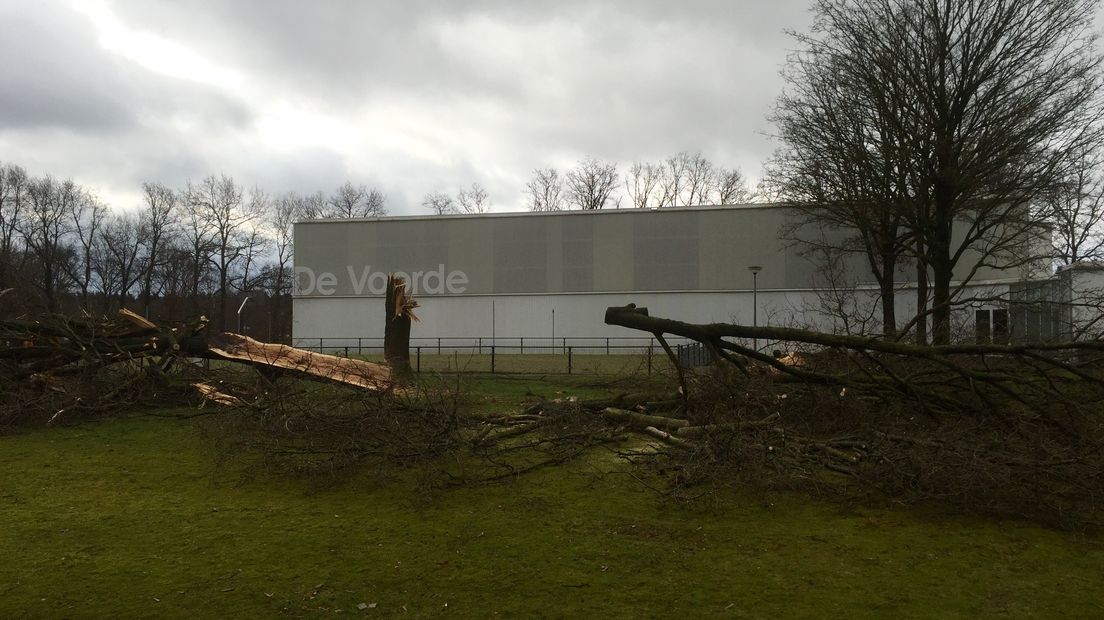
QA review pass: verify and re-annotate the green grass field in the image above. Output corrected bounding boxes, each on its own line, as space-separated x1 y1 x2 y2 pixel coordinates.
1 375 1102 618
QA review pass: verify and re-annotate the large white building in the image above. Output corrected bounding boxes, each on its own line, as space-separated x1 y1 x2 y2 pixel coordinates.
292 205 1057 351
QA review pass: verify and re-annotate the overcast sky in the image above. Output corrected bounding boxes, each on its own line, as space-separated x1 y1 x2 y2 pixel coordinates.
0 0 814 214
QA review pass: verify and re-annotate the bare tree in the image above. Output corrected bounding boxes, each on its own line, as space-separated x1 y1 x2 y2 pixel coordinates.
181 190 215 317
657 152 690 207
266 192 301 341
0 164 28 291
294 190 328 220
1045 148 1104 266
422 191 456 215
566 157 619 210
327 181 387 218
19 176 76 311
137 182 179 317
714 167 754 205
96 212 143 311
63 190 107 311
186 174 262 329
457 182 491 214
683 152 715 205
237 224 269 297
771 0 1104 344
767 6 915 339
526 168 566 212
624 161 661 208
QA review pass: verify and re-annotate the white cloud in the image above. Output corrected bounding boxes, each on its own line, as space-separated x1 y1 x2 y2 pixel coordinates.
1 0 813 213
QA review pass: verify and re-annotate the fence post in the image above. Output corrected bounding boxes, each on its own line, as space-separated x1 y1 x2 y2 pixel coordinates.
562 337 566 354
606 337 610 355
520 337 524 355
416 347 421 373
568 346 573 375
437 337 441 355
343 346 348 357
478 337 482 354
491 345 496 374
319 338 323 352
648 344 653 376
357 338 362 355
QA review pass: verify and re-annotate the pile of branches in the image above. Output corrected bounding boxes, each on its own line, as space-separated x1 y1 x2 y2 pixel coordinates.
599 305 1104 530
0 310 212 429
198 373 467 484
0 308 395 430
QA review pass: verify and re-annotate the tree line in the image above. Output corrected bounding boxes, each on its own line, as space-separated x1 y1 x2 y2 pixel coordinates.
418 152 755 215
524 151 755 212
0 166 388 340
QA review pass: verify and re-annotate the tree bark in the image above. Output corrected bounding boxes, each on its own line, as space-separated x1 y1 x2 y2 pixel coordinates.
384 275 417 377
879 248 897 339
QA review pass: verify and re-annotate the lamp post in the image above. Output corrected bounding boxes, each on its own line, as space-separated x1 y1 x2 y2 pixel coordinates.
237 296 251 334
748 266 762 352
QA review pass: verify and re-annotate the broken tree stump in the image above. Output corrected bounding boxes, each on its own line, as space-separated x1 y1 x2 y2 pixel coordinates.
384 274 418 377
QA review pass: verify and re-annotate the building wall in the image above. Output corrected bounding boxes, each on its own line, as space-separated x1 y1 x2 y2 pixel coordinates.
292 205 1026 346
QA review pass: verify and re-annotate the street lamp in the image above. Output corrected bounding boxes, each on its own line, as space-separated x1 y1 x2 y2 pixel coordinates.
748 266 762 352
237 296 251 334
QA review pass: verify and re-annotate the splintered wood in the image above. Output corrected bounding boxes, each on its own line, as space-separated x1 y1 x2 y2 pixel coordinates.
1 309 395 393
384 274 418 376
206 332 393 392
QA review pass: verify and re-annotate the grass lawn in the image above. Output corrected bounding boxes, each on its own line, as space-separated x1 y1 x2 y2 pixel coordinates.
0 375 1102 618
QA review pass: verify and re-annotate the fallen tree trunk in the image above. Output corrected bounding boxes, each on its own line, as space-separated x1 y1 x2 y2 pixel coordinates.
205 333 392 391
604 304 1104 420
1 310 394 392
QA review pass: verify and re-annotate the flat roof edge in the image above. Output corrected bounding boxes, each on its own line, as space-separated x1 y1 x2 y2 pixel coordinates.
293 203 778 226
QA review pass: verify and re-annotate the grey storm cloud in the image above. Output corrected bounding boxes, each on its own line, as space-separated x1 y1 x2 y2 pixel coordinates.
0 0 813 212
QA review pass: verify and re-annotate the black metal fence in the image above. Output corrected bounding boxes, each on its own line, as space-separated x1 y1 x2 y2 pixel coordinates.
291 336 721 375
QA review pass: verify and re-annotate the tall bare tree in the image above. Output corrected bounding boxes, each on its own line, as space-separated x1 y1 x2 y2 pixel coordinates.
19 176 76 311
96 212 143 311
186 174 262 329
63 190 107 311
0 164 28 291
1044 147 1104 266
624 161 661 208
684 152 715 205
526 168 566 212
422 191 455 215
327 181 386 218
566 157 619 210
767 5 916 339
137 182 179 317
771 0 1104 344
457 182 491 214
714 167 754 205
266 192 301 341
657 152 690 207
